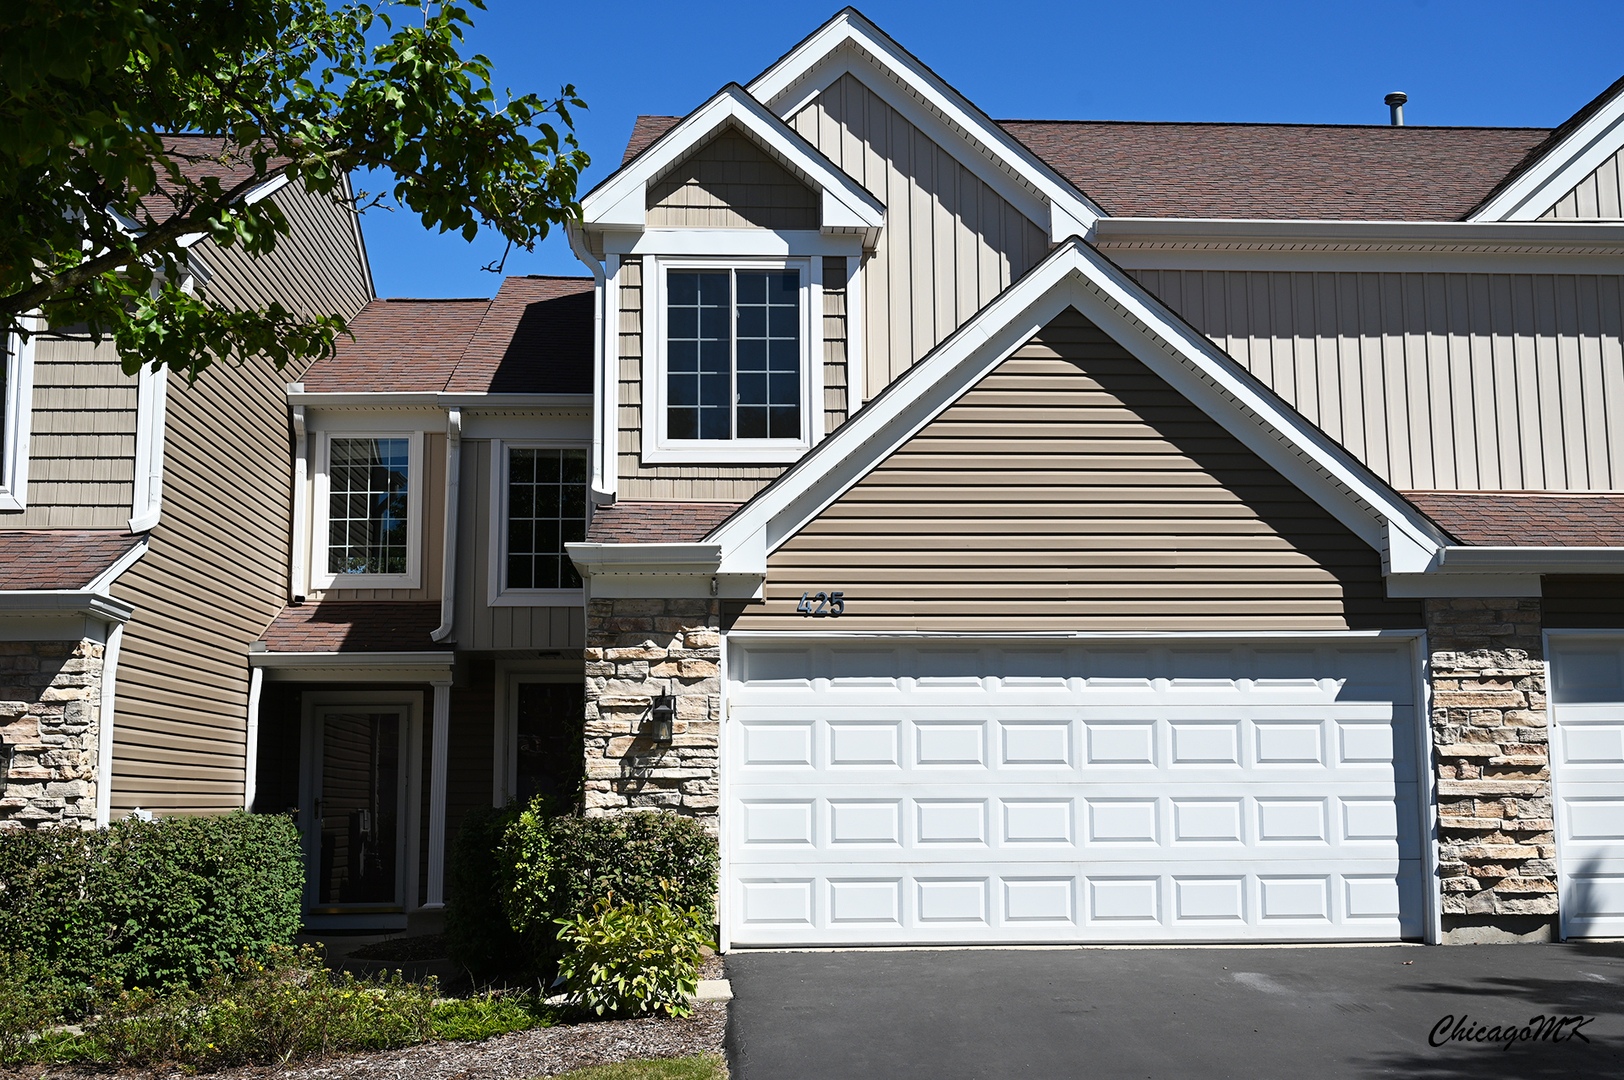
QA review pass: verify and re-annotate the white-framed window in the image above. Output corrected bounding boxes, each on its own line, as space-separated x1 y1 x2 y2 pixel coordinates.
641 255 820 464
0 325 37 511
489 441 589 605
492 667 586 807
312 431 423 589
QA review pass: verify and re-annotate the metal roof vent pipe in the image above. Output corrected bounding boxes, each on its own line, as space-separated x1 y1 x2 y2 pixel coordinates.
1386 91 1408 126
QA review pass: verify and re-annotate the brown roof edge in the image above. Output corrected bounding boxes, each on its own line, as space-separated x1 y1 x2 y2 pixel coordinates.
1463 72 1624 219
1402 491 1624 548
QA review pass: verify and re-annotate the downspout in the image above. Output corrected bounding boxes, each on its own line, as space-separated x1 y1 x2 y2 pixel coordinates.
430 408 461 642
289 401 309 601
566 222 614 504
94 622 124 828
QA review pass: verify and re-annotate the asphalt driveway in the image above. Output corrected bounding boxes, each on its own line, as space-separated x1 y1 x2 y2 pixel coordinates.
723 942 1624 1079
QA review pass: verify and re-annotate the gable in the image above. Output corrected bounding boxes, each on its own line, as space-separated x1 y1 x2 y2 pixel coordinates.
790 72 1049 398
1540 145 1624 219
728 309 1421 633
647 127 818 230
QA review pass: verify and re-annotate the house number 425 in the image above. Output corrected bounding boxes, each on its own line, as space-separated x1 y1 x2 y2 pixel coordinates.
797 591 845 617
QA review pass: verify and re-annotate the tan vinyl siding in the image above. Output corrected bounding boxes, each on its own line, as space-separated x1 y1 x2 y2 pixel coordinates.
790 71 1050 399
1133 268 1624 492
823 256 849 433
1540 147 1624 219
309 432 445 602
731 309 1420 634
615 257 787 500
647 127 818 230
7 335 136 528
110 179 372 816
452 439 586 650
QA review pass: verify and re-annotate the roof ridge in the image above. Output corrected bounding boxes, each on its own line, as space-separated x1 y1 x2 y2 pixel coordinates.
998 118 1552 132
381 296 492 303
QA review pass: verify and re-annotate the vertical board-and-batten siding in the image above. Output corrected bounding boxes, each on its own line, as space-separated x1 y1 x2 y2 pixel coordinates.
1132 269 1624 492
646 128 818 229
731 309 1420 633
109 180 372 814
1541 146 1624 219
790 71 1050 399
8 335 136 528
453 439 586 649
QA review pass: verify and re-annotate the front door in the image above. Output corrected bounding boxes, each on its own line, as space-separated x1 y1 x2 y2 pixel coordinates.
301 698 418 928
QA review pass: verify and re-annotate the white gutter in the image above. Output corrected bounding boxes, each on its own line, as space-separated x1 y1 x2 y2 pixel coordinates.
567 222 615 504
285 389 592 408
1436 546 1624 573
430 408 461 643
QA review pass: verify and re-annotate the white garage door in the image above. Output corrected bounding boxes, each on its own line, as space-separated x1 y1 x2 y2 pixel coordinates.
724 638 1424 946
1550 635 1624 938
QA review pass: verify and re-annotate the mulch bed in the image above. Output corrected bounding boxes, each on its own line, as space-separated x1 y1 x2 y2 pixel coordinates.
344 935 449 963
2 1002 728 1080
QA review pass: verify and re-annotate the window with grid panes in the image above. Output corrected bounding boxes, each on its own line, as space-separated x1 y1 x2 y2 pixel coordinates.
506 447 587 590
666 268 801 440
327 438 410 575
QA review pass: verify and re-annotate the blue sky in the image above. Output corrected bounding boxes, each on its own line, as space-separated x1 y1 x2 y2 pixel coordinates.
357 0 1624 298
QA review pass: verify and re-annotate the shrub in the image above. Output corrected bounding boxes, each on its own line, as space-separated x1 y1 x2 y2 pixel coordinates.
0 952 73 1062
553 890 712 1018
0 811 302 1003
445 801 528 980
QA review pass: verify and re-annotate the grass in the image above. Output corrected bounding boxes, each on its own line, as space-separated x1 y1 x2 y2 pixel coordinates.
549 1054 728 1080
431 993 555 1041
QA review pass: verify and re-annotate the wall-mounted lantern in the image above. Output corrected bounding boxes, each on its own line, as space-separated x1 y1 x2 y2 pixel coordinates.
645 693 676 743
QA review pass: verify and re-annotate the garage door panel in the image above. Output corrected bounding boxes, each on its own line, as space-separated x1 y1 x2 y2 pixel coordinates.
1551 636 1624 937
727 639 1422 945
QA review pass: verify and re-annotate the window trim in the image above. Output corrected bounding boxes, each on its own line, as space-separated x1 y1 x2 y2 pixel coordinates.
488 438 591 606
0 324 38 511
492 666 582 806
311 430 424 590
640 254 822 464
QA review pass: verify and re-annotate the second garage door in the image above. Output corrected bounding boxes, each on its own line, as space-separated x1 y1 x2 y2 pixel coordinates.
725 637 1425 946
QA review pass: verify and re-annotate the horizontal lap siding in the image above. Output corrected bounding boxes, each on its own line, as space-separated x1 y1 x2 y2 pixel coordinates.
110 181 372 815
732 309 1420 633
1541 147 1624 219
791 72 1049 400
1133 269 1624 491
646 128 818 230
9 336 136 528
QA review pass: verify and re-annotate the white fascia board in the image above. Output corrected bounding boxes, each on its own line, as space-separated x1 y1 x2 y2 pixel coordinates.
249 650 455 683
708 239 1443 576
0 591 135 623
87 539 150 593
1386 573 1543 598
746 9 1105 241
566 542 722 576
285 389 592 408
580 83 883 238
1437 546 1624 572
1472 90 1624 221
605 229 864 258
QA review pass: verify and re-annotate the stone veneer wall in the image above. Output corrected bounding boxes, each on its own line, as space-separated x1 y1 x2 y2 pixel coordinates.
0 640 104 829
1428 598 1557 943
582 598 721 830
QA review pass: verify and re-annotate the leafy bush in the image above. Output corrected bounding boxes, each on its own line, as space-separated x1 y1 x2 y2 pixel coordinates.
0 812 302 1005
0 952 73 1063
445 801 528 980
554 891 712 1018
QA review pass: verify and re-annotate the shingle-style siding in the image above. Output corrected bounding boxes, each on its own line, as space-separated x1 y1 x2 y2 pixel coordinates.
823 256 849 431
108 179 372 815
646 127 819 230
790 72 1050 398
1540 147 1624 219
7 334 136 529
1133 269 1624 492
452 439 586 650
729 309 1421 633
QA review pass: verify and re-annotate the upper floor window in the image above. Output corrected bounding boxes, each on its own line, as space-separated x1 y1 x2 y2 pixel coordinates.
313 432 422 588
642 256 816 465
492 444 587 603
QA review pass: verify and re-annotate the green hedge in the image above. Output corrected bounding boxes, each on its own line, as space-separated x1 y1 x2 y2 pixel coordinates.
0 812 302 1001
446 806 717 980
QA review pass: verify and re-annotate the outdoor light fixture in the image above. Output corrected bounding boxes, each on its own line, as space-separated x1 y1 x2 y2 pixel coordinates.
645 693 676 743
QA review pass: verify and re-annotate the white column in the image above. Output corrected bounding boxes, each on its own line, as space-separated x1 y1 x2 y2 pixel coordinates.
95 623 125 828
243 666 264 812
424 678 452 908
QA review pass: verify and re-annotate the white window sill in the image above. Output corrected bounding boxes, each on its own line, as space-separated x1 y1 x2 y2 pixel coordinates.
639 440 811 466
489 589 585 608
314 573 422 591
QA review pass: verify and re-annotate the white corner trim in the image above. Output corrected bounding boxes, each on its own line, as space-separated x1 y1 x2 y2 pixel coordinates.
1472 88 1624 221
0 320 38 511
243 664 263 812
94 621 125 828
430 408 461 643
745 9 1105 241
581 83 884 241
290 402 309 599
706 238 1444 579
128 362 170 532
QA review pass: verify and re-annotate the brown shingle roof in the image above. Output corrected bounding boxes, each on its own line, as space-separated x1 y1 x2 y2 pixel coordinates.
305 298 489 392
260 602 443 653
0 531 142 591
585 501 743 543
1405 492 1624 547
139 134 294 223
445 276 594 394
620 115 1550 221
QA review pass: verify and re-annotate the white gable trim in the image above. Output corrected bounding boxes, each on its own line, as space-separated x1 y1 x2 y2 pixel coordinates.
746 8 1104 241
707 239 1448 580
580 83 883 243
1471 86 1624 221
